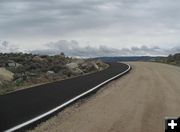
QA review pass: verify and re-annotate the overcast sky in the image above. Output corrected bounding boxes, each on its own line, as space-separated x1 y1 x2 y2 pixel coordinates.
0 0 180 56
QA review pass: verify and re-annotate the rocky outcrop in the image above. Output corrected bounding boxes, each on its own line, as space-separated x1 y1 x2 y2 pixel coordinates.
32 56 45 62
66 62 78 69
80 61 100 73
7 60 21 68
66 62 84 76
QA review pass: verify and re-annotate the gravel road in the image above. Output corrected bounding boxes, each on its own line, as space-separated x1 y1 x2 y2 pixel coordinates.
32 62 180 132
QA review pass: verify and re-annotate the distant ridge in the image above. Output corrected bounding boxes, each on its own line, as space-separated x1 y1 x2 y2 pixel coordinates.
95 56 159 62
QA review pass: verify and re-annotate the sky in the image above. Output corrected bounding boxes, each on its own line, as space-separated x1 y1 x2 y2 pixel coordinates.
0 0 180 57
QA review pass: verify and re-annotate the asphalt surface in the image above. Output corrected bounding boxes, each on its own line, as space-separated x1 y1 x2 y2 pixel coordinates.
0 62 129 131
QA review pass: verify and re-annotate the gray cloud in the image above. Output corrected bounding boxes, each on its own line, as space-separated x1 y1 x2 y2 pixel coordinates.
1 0 180 36
0 0 180 51
0 0 118 36
31 40 180 57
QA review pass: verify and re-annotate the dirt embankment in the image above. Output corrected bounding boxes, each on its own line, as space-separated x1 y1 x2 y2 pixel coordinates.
31 62 180 132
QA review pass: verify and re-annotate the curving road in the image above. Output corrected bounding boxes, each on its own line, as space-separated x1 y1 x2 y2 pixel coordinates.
32 62 180 132
0 62 130 132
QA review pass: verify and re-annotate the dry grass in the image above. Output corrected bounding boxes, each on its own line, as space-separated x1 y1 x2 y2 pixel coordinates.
0 67 14 82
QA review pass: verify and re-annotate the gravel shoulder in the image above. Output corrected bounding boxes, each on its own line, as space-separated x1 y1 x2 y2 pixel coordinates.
31 62 180 132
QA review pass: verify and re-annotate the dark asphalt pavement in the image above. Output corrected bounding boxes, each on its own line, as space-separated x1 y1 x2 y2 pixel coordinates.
0 63 130 131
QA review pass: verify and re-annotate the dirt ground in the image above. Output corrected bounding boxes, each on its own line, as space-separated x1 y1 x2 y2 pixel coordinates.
31 62 180 132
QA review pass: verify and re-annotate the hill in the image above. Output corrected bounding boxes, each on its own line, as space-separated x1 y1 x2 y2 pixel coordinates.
95 56 158 62
96 53 180 67
155 53 180 66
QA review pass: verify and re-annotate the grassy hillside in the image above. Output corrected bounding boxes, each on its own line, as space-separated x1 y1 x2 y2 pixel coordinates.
155 53 180 66
0 53 108 95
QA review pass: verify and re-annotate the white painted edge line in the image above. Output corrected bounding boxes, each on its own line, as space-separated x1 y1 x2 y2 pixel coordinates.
5 63 131 132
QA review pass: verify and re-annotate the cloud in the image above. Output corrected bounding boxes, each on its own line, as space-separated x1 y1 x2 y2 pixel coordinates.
0 41 20 53
1 0 180 54
0 40 179 57
0 0 118 36
1 0 180 39
31 40 180 57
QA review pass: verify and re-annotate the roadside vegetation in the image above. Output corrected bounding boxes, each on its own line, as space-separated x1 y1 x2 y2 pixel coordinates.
0 53 108 95
153 53 180 66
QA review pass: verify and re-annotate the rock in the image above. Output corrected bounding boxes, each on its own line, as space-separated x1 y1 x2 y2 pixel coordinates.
32 56 44 62
7 60 21 67
72 59 85 65
94 60 108 70
81 62 88 68
66 62 78 69
91 62 99 70
28 73 38 76
65 62 84 76
70 68 84 75
7 62 16 67
47 71 55 74
81 61 99 71
8 63 21 67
